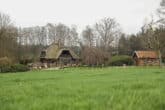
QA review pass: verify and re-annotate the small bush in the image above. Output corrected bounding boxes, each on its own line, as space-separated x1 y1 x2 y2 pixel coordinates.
0 64 29 73
0 66 12 73
109 55 134 66
0 57 12 67
11 64 30 72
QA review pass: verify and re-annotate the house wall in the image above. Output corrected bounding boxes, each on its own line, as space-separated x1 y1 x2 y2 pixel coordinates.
135 58 160 66
40 58 79 68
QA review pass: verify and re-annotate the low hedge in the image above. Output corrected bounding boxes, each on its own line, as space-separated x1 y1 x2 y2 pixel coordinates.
0 64 29 73
109 55 134 66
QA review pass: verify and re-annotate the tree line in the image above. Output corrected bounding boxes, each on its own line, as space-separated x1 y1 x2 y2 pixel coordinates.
0 0 165 65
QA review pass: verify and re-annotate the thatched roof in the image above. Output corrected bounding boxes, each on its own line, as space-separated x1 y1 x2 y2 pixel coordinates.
40 43 79 60
133 51 159 59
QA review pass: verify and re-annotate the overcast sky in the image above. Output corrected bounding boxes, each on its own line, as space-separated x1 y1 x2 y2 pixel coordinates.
0 0 161 34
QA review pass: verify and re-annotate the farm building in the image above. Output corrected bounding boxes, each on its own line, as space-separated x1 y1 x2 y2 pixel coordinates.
40 43 80 67
133 51 160 66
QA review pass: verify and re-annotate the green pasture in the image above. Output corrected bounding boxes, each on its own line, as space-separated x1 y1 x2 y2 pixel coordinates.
0 67 165 110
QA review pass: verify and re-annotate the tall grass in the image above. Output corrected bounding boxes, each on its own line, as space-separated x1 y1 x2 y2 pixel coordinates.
0 67 165 110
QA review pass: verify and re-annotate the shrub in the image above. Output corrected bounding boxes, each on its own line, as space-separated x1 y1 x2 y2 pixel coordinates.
81 47 110 66
0 57 12 67
0 66 12 73
109 55 134 66
11 64 30 72
0 64 29 73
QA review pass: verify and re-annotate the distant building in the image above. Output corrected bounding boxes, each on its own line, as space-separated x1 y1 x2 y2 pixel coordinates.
40 43 80 67
133 51 160 66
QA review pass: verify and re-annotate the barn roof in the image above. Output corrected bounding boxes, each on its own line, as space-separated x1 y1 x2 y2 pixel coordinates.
40 43 79 59
133 51 159 59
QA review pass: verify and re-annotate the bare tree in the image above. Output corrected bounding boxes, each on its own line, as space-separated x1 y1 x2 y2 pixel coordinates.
55 23 70 46
0 12 18 61
157 0 165 24
141 18 163 66
46 23 57 44
95 17 120 51
81 46 109 66
66 25 79 47
82 26 95 47
0 13 12 29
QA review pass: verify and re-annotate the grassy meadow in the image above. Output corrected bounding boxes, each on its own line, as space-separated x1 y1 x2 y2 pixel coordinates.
0 67 165 110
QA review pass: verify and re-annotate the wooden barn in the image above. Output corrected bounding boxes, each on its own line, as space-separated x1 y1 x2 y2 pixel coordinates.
133 51 160 66
40 43 80 67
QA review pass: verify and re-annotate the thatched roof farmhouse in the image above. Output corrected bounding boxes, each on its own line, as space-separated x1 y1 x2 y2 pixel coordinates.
40 43 80 67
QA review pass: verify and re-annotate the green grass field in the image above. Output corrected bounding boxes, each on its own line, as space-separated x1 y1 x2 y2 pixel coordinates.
0 67 165 110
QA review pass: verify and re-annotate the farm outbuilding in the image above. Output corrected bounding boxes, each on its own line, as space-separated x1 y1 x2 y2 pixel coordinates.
40 43 80 67
133 51 160 66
